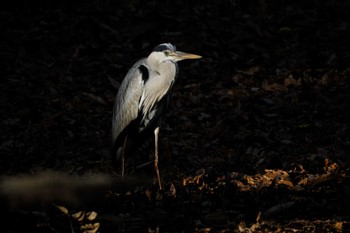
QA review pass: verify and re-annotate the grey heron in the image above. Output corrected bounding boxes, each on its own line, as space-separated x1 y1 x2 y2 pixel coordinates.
112 43 201 190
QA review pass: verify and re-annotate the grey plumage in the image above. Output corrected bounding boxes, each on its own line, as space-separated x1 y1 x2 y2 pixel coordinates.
112 43 201 189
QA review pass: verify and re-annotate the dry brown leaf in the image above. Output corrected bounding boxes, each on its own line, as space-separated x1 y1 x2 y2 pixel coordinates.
169 182 176 197
277 179 294 188
237 66 260 75
264 201 295 216
298 177 308 186
245 175 255 186
86 211 98 221
284 76 301 87
55 205 69 215
81 222 100 233
72 211 85 222
334 221 343 232
82 92 108 105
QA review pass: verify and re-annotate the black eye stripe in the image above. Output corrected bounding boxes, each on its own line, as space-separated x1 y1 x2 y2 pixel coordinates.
152 43 176 52
153 45 169 52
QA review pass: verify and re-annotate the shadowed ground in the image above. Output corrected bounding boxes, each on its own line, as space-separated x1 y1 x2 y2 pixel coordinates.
1 0 350 232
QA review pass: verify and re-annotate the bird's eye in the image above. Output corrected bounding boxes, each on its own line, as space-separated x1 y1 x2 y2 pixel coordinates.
163 50 170 56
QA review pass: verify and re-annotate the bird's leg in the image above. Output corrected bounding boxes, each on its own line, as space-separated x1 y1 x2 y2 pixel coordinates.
121 135 128 180
154 126 162 190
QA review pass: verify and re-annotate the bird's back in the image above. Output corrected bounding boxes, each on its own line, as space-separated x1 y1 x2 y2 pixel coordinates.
112 58 146 143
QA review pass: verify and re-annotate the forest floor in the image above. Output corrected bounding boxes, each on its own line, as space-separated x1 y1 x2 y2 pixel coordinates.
1 0 350 232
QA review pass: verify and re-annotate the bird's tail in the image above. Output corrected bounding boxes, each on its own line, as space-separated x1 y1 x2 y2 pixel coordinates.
111 136 124 171
111 131 137 174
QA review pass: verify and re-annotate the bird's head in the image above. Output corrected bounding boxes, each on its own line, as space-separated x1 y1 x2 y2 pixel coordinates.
148 43 202 64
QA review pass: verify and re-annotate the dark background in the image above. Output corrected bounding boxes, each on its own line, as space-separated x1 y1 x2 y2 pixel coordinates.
1 0 350 232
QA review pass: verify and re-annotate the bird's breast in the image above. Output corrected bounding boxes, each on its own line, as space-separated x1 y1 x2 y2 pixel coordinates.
138 64 176 131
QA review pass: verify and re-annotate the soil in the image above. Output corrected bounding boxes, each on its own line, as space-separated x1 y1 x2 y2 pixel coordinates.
1 0 350 232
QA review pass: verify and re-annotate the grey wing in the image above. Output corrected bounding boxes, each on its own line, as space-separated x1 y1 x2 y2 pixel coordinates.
112 58 146 143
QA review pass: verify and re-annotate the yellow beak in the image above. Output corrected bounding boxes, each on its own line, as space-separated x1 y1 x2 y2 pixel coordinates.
172 51 202 60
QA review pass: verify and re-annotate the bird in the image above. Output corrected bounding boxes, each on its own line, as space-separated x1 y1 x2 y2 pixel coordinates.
112 43 201 190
